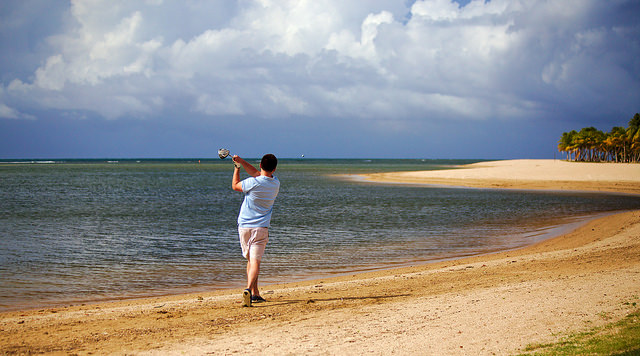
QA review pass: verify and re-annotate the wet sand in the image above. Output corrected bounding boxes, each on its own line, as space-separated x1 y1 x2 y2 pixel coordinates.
1 159 639 355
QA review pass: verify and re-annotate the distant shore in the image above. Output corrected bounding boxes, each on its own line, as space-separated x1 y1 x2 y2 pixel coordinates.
358 159 640 195
1 159 639 354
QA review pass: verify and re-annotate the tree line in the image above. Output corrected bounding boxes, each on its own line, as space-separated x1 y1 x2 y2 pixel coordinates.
557 113 640 163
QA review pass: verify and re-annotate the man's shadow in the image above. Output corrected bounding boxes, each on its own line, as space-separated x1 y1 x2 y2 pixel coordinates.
250 294 410 308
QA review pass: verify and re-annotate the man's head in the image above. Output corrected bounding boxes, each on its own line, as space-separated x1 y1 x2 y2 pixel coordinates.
260 154 278 172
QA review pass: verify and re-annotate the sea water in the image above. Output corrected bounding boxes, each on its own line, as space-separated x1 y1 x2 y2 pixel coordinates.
1 159 639 311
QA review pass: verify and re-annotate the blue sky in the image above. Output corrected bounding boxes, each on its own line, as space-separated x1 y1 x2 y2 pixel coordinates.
1 0 639 159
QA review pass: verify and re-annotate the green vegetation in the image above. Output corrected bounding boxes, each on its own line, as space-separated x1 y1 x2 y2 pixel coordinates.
558 113 640 163
520 308 640 355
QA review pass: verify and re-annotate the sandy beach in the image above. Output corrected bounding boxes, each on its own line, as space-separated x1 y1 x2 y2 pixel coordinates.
1 159 639 355
360 159 640 195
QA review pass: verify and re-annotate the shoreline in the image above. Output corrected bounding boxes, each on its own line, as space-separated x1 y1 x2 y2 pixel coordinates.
2 159 640 354
2 209 638 354
0 209 610 314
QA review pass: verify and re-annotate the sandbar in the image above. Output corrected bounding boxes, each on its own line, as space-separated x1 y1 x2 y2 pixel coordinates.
360 159 640 194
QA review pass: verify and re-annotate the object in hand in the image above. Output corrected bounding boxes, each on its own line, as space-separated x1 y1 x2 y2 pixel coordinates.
218 148 231 159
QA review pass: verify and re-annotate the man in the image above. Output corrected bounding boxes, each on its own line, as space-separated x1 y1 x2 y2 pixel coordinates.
231 154 280 307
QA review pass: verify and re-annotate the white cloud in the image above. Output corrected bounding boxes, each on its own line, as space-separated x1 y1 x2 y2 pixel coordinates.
0 85 34 120
0 100 36 120
35 54 67 90
411 0 461 20
0 103 21 119
326 10 394 61
2 0 639 127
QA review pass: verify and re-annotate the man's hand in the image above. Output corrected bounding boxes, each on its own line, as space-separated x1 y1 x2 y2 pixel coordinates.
232 155 260 177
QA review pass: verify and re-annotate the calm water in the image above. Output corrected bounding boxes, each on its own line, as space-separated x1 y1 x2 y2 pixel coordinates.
1 159 639 311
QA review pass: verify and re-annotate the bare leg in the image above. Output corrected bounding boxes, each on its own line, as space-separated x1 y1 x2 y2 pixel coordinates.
246 257 261 297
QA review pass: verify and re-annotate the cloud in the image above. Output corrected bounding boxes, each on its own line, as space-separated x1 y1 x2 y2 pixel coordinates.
0 103 20 119
0 102 35 120
1 0 639 130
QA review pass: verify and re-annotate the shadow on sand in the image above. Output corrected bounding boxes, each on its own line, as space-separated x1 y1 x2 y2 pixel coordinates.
248 293 411 308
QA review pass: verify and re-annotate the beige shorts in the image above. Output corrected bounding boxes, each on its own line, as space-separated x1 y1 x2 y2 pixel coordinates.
238 227 269 260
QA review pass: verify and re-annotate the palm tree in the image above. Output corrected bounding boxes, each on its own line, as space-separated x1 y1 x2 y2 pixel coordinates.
605 127 627 162
628 113 640 163
558 130 577 161
630 129 640 163
559 113 639 163
574 127 603 162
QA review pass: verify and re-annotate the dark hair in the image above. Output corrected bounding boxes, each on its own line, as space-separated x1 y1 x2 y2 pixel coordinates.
261 154 278 172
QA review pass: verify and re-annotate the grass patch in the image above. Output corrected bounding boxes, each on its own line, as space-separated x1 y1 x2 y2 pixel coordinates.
520 308 640 355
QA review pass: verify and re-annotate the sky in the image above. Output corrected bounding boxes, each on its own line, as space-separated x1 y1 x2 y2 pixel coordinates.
1 0 639 159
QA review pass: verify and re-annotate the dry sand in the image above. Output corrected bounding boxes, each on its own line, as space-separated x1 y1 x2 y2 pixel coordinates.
1 159 640 355
360 159 640 194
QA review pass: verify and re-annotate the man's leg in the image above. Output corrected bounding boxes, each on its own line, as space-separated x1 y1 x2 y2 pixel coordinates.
246 257 261 296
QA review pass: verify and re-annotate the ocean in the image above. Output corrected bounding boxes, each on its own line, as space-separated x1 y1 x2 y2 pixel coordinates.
1 158 639 311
